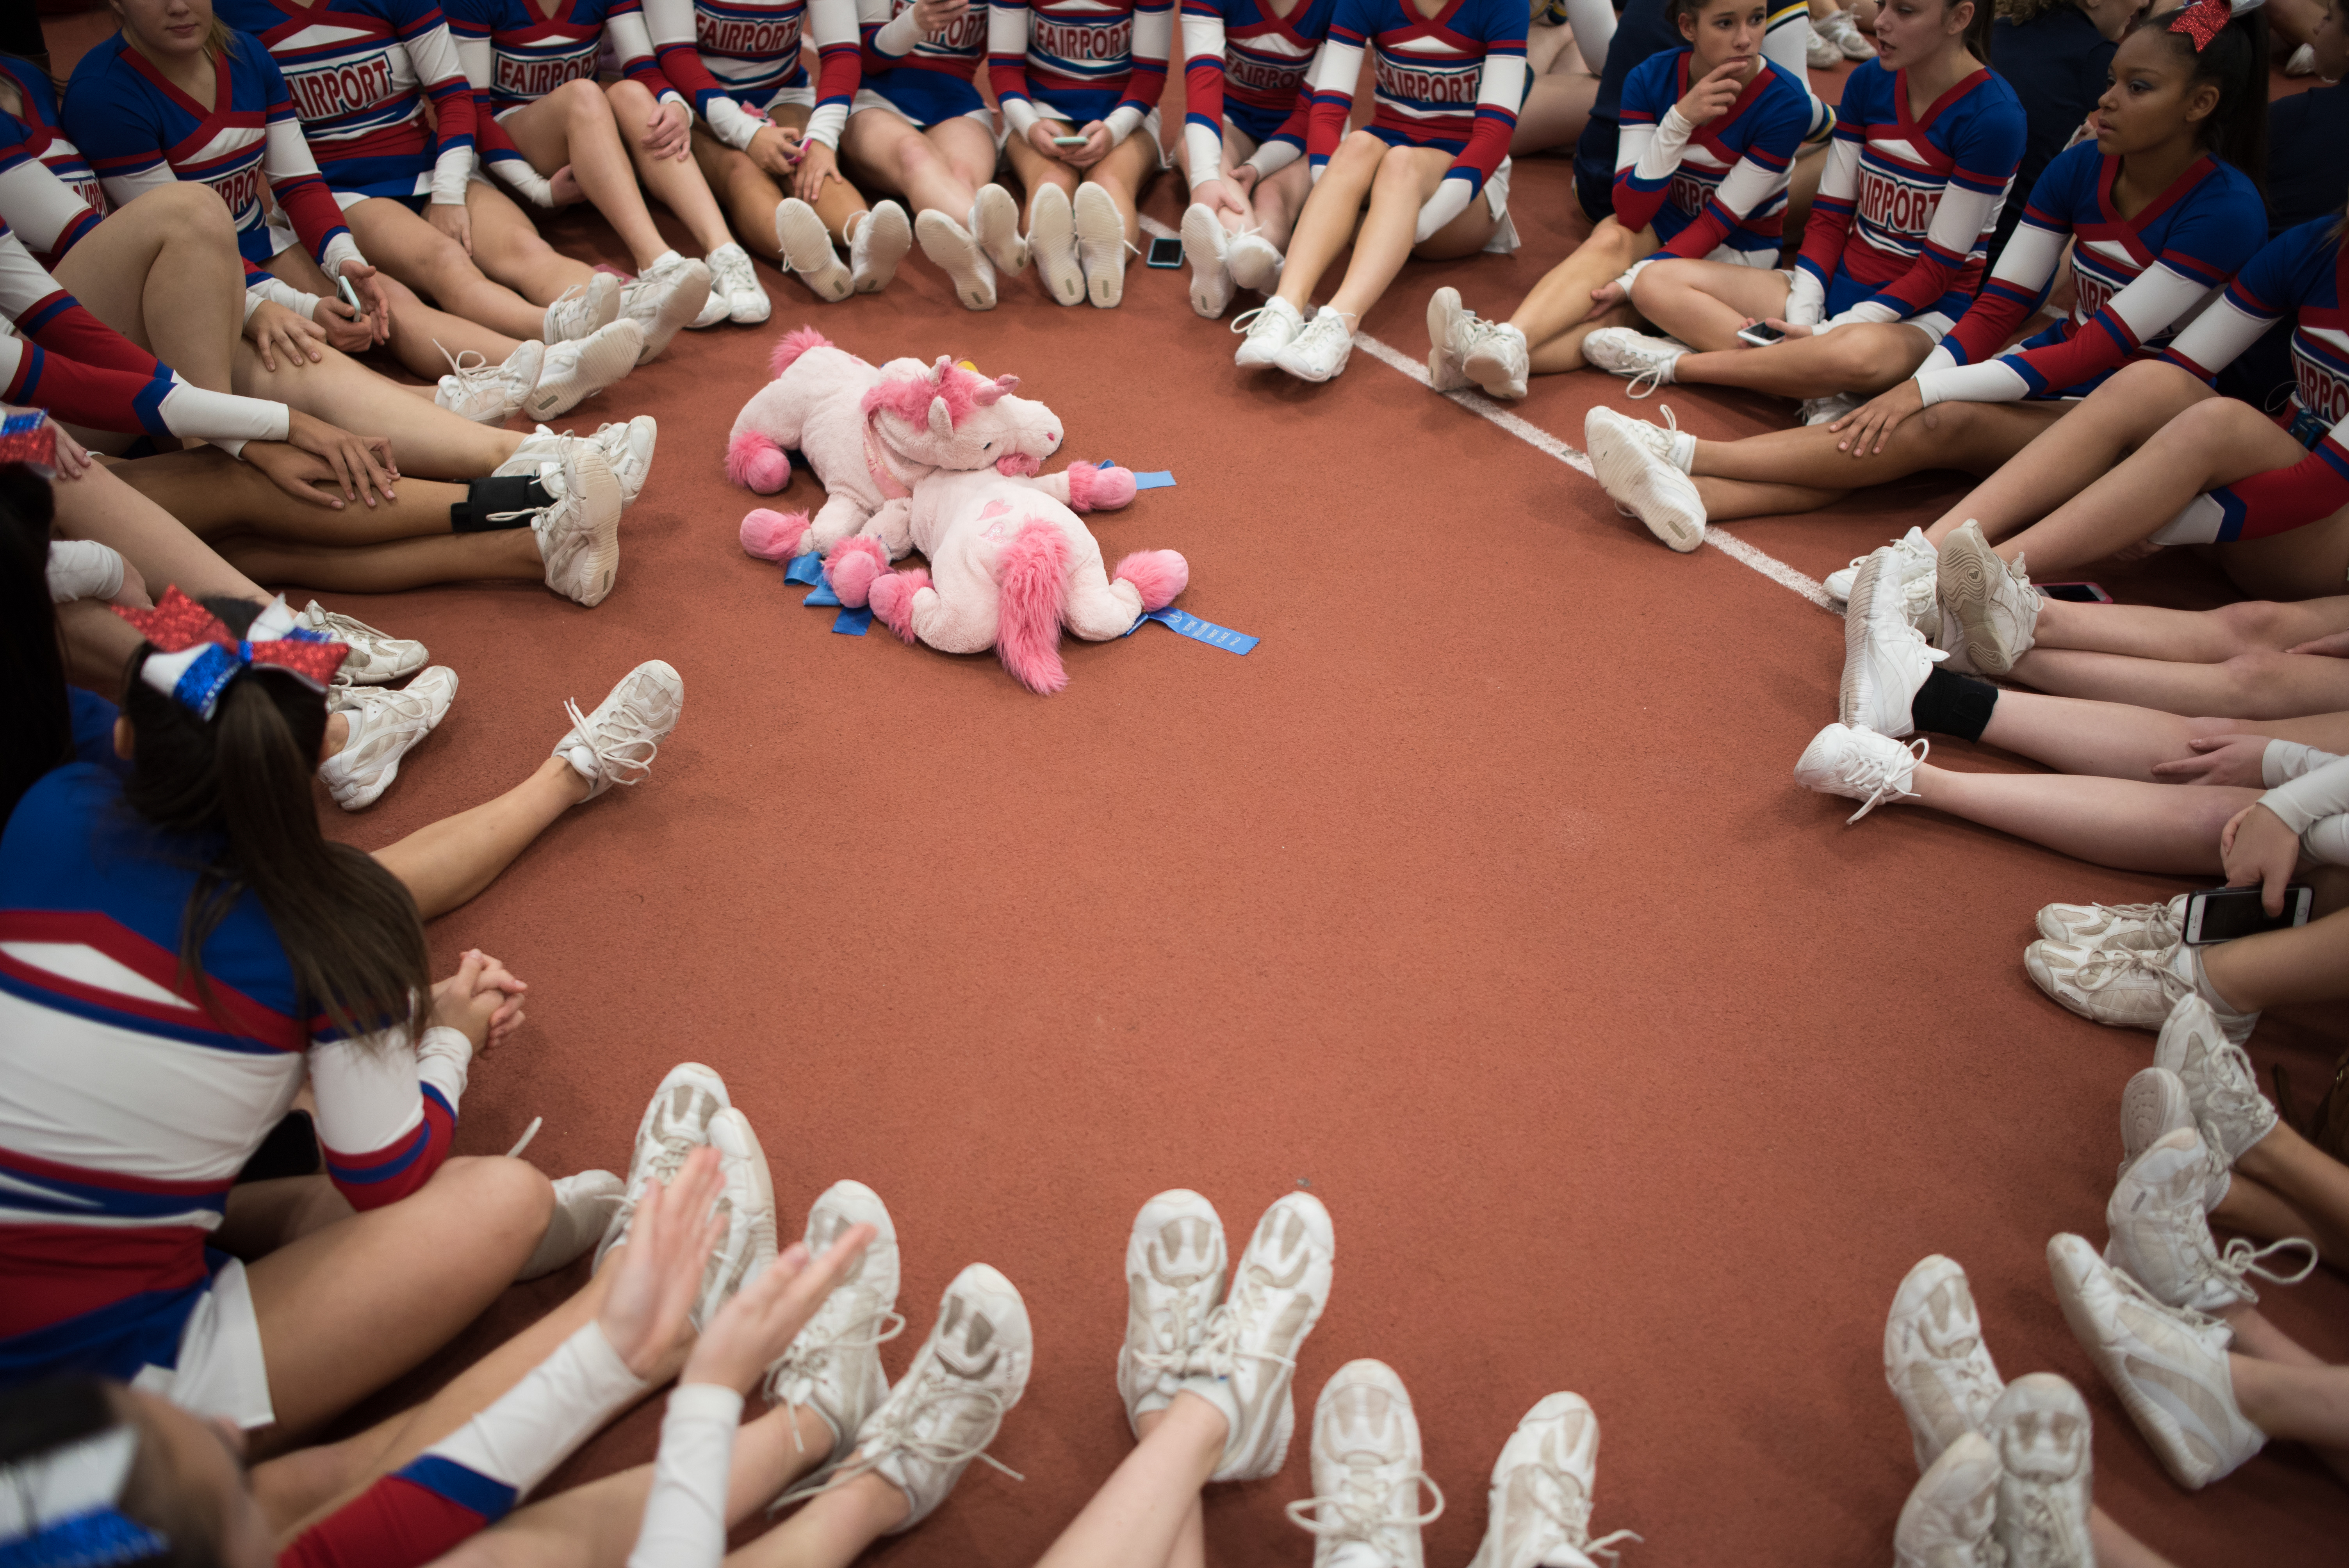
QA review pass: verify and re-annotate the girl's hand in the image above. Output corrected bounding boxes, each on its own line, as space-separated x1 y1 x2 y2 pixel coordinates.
550 164 584 205
682 1223 875 1394
1061 120 1112 168
2286 630 2349 658
793 139 842 203
452 948 530 1049
245 299 329 371
1027 121 1075 164
285 410 397 507
1228 162 1259 198
1748 316 1811 340
1675 61 1747 127
746 123 798 179
598 1147 726 1377
2219 801 2304 916
430 950 506 1048
1589 279 1626 310
310 296 377 354
428 200 474 256
337 260 394 344
645 96 694 161
1195 175 1250 220
911 0 968 31
2150 734 2273 788
50 423 93 481
1830 379 1925 457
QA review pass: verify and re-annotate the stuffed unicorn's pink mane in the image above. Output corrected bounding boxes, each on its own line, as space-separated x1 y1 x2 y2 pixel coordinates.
859 358 1019 431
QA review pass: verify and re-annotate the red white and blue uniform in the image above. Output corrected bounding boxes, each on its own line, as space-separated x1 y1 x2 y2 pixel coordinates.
1790 59 2025 339
2156 218 2349 544
1305 0 1526 248
0 765 468 1399
988 0 1174 147
1178 0 1338 186
444 0 677 193
647 0 861 149
1611 48 1809 266
0 57 107 226
212 0 479 208
61 31 367 276
1915 141 2264 404
855 0 993 127
0 109 103 264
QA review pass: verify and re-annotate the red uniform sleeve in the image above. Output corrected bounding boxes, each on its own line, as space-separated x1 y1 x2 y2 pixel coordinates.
278 1464 509 1568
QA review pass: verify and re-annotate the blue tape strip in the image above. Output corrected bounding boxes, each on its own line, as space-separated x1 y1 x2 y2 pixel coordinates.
804 575 842 607
1131 471 1176 490
832 608 872 636
783 553 823 586
1124 606 1257 655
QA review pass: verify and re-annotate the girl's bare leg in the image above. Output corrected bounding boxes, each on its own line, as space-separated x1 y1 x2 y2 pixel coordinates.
2201 905 2349 1013
1688 401 2061 520
2221 1119 2349 1266
374 757 595 921
1003 128 1081 219
214 529 545 595
1667 317 1936 399
841 108 989 216
502 80 679 271
1895 764 2254 872
1267 129 1383 308
117 447 469 545
232 341 524 477
1033 1393 1224 1568
2196 508 2349 605
55 599 145 699
1627 255 1793 353
347 196 549 341
2209 1173 2334 1266
465 180 601 305
267 243 524 378
609 78 738 256
1294 142 1483 323
1246 159 1313 251
1079 132 1163 245
2008 647 2349 721
1509 67 1597 155
1511 217 1652 373
2226 1338 2349 1481
49 460 269 601
761 104 875 243
51 182 246 392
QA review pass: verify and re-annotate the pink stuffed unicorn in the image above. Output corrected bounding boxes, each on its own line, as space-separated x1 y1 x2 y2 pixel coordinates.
728 328 1068 563
820 467 1187 695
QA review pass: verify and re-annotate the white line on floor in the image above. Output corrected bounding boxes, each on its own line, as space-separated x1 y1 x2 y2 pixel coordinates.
1346 331 1836 610
1137 214 1179 241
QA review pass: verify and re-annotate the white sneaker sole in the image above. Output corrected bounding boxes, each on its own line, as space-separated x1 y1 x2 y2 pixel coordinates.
545 451 624 608
325 668 458 810
1586 410 1702 552
1425 287 1468 392
971 183 1028 273
1028 185 1084 306
1461 334 1527 401
629 265 709 363
776 199 852 302
915 209 995 310
2120 1068 2197 1169
1226 233 1282 294
852 201 912 294
1938 529 2023 675
1074 184 1127 310
1179 202 1233 319
525 324 642 422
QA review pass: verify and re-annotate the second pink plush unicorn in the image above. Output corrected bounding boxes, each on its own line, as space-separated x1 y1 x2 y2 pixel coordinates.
727 328 1068 562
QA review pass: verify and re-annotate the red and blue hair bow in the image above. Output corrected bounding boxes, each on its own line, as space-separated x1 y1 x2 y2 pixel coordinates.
112 587 348 720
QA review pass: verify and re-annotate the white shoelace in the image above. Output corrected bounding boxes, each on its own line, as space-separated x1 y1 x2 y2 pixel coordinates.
1126 1284 1218 1386
2071 943 2193 998
435 340 503 393
1840 735 1927 823
1230 304 1289 339
2106 1252 2229 1342
763 1294 908 1453
2212 1234 2319 1297
562 686 666 788
2191 1037 2274 1150
606 1130 699 1245
771 1376 1022 1512
545 282 599 333
1283 1468 1445 1547
1487 1479 1643 1568
1623 360 1674 400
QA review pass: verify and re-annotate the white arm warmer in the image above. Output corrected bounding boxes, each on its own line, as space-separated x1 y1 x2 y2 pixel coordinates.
46 539 125 603
622 1386 743 1568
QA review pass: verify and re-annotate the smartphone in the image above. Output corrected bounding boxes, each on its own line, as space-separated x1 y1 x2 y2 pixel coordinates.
336 274 364 316
2184 884 2315 944
1736 322 1786 347
1145 235 1184 269
1052 135 1089 146
2040 581 2113 604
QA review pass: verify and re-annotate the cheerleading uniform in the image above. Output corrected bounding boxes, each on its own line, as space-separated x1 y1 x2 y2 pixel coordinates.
0 110 103 264
62 31 368 277
0 765 470 1421
212 0 478 209
443 0 679 197
1177 0 1338 186
646 0 861 150
2152 217 2349 545
987 0 1174 149
1303 0 1527 250
1789 59 2025 341
0 57 107 234
854 0 993 127
1611 48 1810 267
1914 143 2265 404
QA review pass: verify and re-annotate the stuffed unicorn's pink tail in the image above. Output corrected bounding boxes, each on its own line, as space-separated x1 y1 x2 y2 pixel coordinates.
997 520 1073 695
727 430 790 492
740 508 812 561
770 326 832 378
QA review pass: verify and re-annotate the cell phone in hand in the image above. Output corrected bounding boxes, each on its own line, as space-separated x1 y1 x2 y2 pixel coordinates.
2039 581 2112 604
2183 884 2315 944
1052 135 1089 146
336 275 364 316
1145 235 1184 268
1736 322 1786 347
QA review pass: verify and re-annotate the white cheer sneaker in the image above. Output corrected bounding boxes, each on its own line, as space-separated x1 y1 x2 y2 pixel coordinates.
554 659 684 800
2034 894 2188 952
1985 1373 2094 1568
517 1169 624 1282
1183 1191 1335 1482
1074 183 1130 309
1426 286 1473 392
1461 318 1531 401
1285 1360 1442 1568
1892 1430 1999 1568
765 1180 906 1480
694 1107 779 1331
1464 1392 1638 1568
706 240 771 323
524 319 643 423
2106 1128 2313 1315
517 449 622 607
1233 296 1306 369
2047 1232 2265 1490
1181 201 1235 319
1227 230 1284 293
1884 1254 2005 1474
849 202 913 295
2119 1066 2201 1179
774 201 851 302
916 208 996 311
319 666 458 810
1841 547 1946 736
1794 723 1926 822
302 600 425 686
1586 406 1703 552
1937 521 2041 675
2154 994 2279 1164
435 341 544 424
1276 308 1355 383
2022 939 2258 1041
971 182 1028 274
1027 184 1085 306
541 273 621 343
620 257 711 362
597 1062 731 1269
1118 1189 1229 1434
1581 327 1686 397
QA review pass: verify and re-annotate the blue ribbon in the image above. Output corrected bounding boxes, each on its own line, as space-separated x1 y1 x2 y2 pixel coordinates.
1124 606 1257 655
832 608 872 636
782 553 824 586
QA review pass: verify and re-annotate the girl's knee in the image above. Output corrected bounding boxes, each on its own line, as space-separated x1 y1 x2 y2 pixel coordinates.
2210 600 2294 649
148 180 235 233
2214 648 2296 708
2108 358 2204 402
439 1156 556 1245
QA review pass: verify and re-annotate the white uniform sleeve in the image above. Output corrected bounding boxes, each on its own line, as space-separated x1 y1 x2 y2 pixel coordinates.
406 22 483 200
0 157 99 259
2258 750 2349 865
869 0 925 58
1628 105 1693 184
989 2 1039 138
430 1323 650 1497
2263 740 2343 786
2165 287 2281 381
46 538 125 603
622 1385 743 1568
1180 4 1228 187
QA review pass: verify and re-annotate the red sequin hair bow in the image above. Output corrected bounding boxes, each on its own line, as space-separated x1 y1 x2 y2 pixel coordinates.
113 588 348 720
2168 0 2253 51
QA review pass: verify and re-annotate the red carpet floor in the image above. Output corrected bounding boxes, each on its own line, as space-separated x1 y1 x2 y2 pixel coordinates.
37 12 2349 1563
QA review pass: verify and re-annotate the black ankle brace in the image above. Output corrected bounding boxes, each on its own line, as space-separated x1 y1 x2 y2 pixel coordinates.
1910 668 1999 742
450 473 552 533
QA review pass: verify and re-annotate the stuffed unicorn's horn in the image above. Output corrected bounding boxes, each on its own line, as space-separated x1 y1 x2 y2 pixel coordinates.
971 374 1019 406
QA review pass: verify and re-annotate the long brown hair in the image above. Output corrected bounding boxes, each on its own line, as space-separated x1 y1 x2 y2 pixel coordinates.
119 597 429 1044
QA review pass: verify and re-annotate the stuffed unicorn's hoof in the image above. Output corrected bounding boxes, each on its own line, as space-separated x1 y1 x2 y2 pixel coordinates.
1066 460 1137 512
727 430 791 493
1113 549 1188 612
868 568 930 644
740 508 812 562
825 535 887 608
